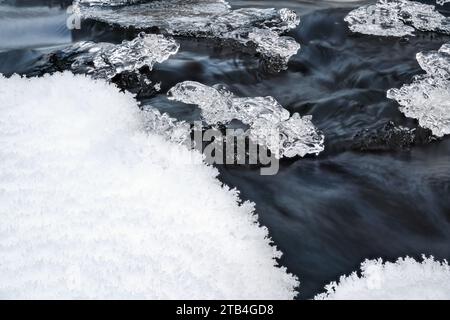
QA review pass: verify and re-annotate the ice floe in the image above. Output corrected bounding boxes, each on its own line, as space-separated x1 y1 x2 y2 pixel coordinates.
73 0 300 71
315 256 450 300
387 43 450 137
0 72 298 299
344 0 450 37
168 81 325 158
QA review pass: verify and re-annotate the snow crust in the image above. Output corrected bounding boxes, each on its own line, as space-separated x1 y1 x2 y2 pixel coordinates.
315 256 450 300
0 72 298 299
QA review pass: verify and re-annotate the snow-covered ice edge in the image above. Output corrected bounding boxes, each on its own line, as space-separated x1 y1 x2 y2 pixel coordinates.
0 72 298 299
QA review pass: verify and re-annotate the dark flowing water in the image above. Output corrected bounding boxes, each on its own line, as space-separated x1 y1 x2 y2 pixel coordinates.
1 0 450 299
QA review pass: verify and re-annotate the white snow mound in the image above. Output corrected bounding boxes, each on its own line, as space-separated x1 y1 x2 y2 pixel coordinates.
315 256 450 300
0 72 298 299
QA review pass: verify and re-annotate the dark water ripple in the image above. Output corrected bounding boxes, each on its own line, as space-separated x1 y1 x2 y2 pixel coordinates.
1 0 450 299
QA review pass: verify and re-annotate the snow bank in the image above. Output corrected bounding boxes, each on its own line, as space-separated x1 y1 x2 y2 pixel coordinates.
315 256 450 300
0 72 298 299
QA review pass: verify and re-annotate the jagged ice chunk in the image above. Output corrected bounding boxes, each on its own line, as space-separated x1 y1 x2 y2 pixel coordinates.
73 0 300 71
167 81 325 158
315 256 450 300
387 43 450 137
344 0 450 37
0 72 299 299
65 32 179 80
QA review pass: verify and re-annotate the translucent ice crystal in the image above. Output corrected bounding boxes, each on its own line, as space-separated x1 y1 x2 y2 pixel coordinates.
168 81 324 158
76 0 146 6
64 32 179 80
73 0 300 71
248 29 301 68
345 0 450 37
436 0 450 6
416 43 450 79
142 108 191 145
387 43 450 137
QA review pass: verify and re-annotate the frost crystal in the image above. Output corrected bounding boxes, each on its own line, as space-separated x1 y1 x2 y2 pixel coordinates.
73 0 300 71
168 81 324 158
315 256 450 300
345 0 450 37
63 32 179 80
387 43 450 137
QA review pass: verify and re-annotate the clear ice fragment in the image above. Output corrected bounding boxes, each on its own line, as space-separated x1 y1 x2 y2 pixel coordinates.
73 0 300 71
66 32 179 80
387 43 450 137
345 0 450 37
142 108 192 144
436 0 450 6
416 43 450 79
76 0 149 6
168 81 324 158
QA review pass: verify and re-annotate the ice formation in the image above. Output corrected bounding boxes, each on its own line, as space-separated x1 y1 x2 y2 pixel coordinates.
344 0 450 37
168 81 325 158
77 0 146 6
0 72 299 299
56 32 179 80
73 0 301 71
315 256 450 300
437 0 450 5
142 108 191 145
387 43 450 137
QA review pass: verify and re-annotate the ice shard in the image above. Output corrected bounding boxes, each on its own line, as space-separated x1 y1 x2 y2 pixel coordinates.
76 0 147 6
31 32 179 95
345 0 450 37
142 107 191 145
437 0 450 6
387 43 450 137
167 81 325 158
63 32 179 80
73 0 300 71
